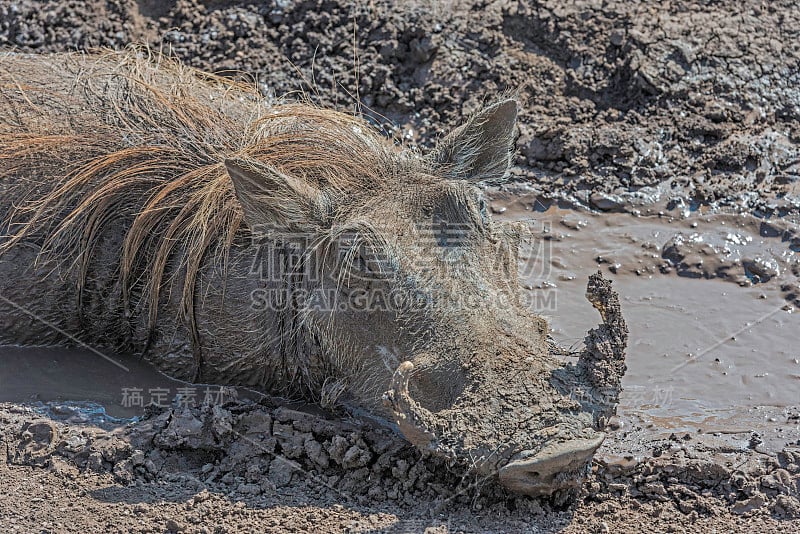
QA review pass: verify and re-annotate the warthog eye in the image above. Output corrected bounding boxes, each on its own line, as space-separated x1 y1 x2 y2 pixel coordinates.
430 193 492 249
341 243 395 285
478 197 491 226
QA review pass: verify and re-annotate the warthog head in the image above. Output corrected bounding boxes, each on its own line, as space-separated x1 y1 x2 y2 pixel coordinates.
224 100 628 497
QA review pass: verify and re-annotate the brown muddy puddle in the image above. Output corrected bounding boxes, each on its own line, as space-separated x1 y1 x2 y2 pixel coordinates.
492 187 800 452
0 346 190 423
0 346 263 427
1 190 798 452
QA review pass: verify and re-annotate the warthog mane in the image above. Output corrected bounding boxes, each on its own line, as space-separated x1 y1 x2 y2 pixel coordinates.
1 48 420 355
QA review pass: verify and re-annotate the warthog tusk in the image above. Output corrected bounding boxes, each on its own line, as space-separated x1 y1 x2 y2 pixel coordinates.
382 361 442 452
576 272 629 425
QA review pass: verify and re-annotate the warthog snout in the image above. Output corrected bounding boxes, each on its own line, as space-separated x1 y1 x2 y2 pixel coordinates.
497 433 605 496
383 273 627 497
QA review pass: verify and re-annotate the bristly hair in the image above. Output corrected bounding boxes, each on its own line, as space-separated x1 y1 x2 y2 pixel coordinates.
0 47 406 351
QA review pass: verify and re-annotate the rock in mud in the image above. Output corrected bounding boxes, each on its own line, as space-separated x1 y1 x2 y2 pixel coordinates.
590 192 626 212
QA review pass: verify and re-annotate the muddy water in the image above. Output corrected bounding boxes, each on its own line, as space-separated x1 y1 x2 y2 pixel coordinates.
0 344 266 429
0 346 189 421
492 188 800 452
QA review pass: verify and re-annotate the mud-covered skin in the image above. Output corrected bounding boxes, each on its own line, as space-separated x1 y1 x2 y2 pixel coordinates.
0 52 626 497
2 0 798 214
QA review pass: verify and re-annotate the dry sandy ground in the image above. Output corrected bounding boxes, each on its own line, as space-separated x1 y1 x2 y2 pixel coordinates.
0 462 794 533
0 391 798 533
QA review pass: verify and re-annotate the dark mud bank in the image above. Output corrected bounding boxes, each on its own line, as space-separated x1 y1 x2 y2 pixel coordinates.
2 0 799 214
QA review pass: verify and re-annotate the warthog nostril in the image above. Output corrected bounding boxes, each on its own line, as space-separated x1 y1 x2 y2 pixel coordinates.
497 434 605 497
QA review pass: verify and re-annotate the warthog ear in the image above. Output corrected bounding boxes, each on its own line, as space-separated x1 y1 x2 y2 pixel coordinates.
431 99 518 183
225 158 331 231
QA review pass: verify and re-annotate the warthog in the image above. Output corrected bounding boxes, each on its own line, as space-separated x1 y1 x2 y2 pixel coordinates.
0 50 627 497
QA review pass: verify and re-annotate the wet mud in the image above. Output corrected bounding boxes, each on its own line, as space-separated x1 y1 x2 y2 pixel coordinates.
492 185 800 447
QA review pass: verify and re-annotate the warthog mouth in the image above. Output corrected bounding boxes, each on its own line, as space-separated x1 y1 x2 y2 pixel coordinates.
497 434 605 496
